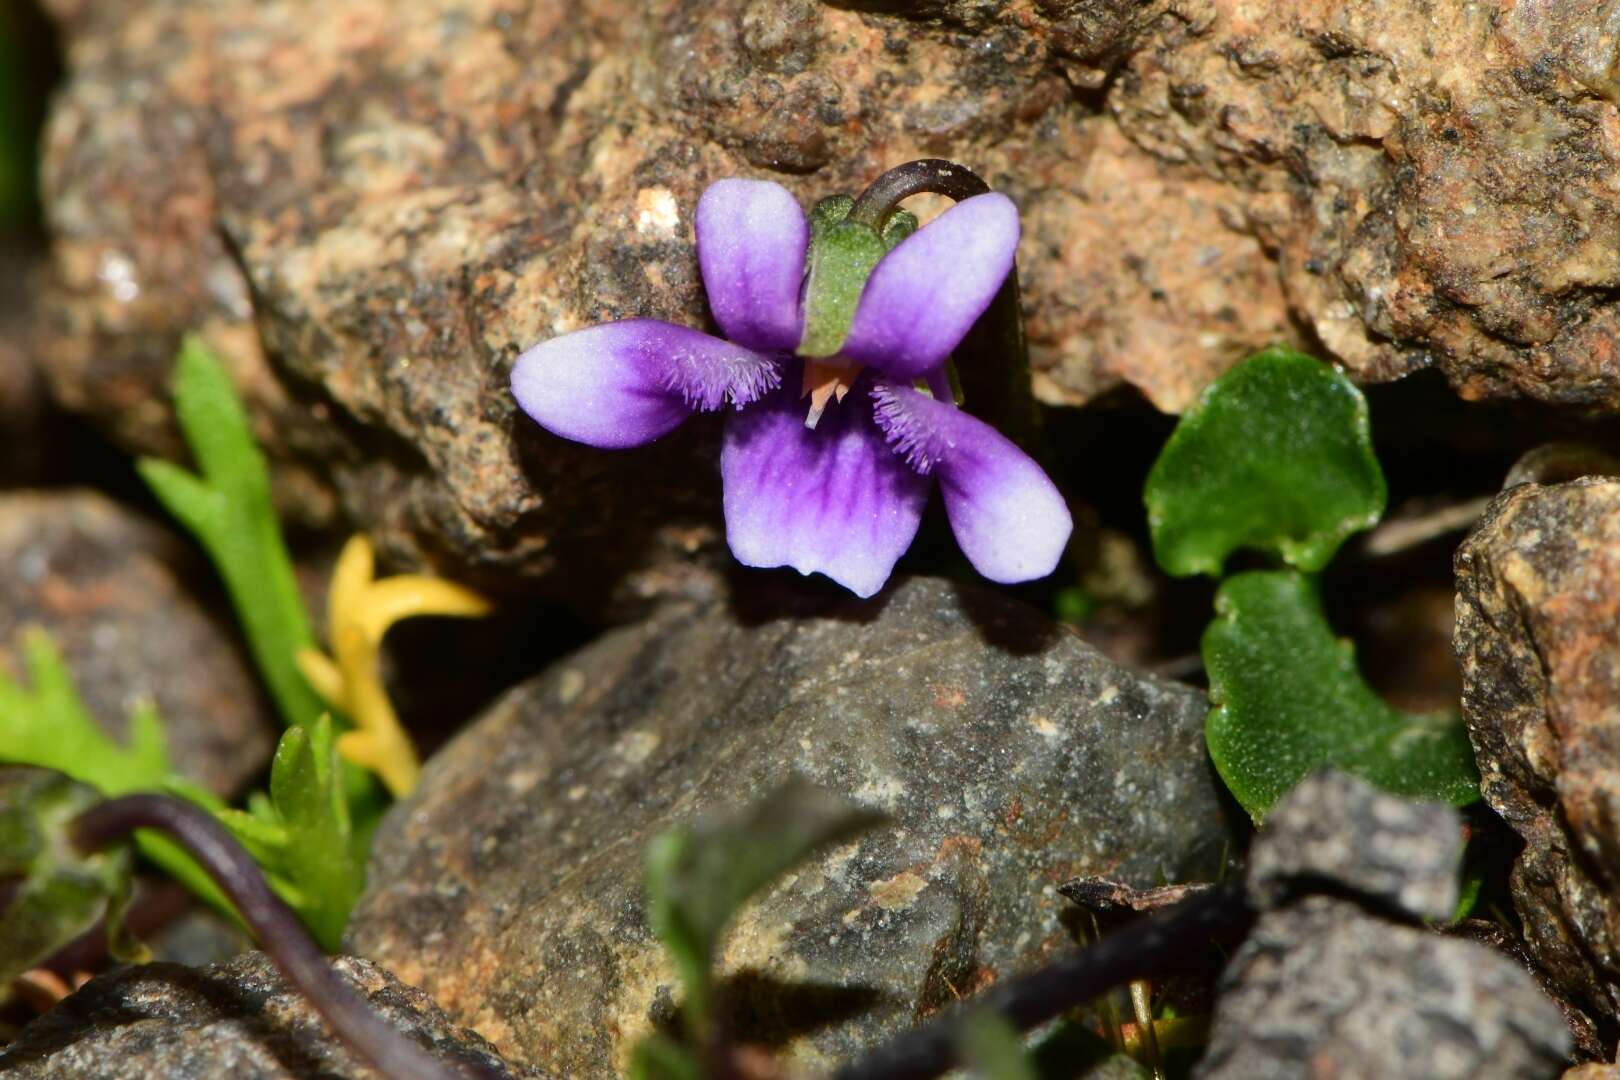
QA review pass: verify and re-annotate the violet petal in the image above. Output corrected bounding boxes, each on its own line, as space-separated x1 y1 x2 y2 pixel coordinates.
871 383 1071 582
696 179 810 352
842 192 1020 379
511 319 779 449
722 371 930 598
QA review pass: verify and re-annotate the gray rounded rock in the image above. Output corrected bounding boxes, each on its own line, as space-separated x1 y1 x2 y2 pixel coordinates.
1248 771 1463 922
1202 772 1572 1080
348 576 1241 1076
1196 897 1571 1080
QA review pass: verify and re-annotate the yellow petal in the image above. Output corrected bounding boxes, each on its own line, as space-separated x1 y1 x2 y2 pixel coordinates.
331 623 419 797
336 728 381 772
337 720 418 798
315 533 482 798
328 534 376 645
352 577 491 644
294 648 349 713
332 621 377 683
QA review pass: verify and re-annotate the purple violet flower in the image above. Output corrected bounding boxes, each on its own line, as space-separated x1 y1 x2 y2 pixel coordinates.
511 176 1072 598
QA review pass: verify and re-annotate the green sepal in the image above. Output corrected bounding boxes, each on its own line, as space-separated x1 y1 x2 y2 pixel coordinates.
798 204 887 358
882 208 919 249
809 193 854 232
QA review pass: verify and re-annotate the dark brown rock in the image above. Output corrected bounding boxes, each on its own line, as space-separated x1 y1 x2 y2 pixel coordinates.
0 951 542 1079
347 576 1240 1076
41 0 1620 600
1564 1066 1620 1080
1112 0 1620 408
0 490 275 795
1455 478 1620 1028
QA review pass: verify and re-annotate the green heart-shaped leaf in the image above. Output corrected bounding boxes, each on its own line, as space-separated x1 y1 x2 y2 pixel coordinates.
1146 348 1386 576
1204 570 1479 822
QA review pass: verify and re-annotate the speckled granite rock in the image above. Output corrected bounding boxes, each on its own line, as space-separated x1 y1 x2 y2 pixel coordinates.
1455 478 1620 1028
346 576 1239 1076
1246 771 1462 922
1111 0 1620 407
37 0 1620 599
1197 773 1570 1080
0 490 275 795
1564 1066 1620 1080
1197 896 1571 1080
0 951 542 1079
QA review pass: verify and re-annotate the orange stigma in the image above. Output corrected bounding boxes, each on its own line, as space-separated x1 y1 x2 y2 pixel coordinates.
801 359 862 429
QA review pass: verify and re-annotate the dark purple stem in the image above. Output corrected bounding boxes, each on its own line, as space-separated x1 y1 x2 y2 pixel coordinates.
847 159 991 230
833 882 1254 1080
71 794 494 1080
848 158 1050 463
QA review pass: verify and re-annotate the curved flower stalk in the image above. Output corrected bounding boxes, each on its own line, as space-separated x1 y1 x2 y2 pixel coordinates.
512 163 1072 598
65 786 499 1080
295 535 491 797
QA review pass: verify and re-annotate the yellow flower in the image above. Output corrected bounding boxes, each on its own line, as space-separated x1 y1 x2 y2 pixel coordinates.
295 535 490 797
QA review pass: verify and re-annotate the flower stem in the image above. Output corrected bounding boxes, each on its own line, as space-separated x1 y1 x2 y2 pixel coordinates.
850 158 1052 467
847 158 991 230
832 882 1253 1080
70 794 494 1080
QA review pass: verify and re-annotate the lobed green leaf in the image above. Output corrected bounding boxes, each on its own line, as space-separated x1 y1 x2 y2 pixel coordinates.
138 337 326 733
0 629 170 799
1203 570 1480 821
1145 347 1386 577
202 716 363 952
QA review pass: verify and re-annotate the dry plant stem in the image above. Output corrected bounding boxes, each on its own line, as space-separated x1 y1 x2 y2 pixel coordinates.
71 794 492 1080
1129 979 1164 1079
1356 495 1495 559
1503 442 1620 489
13 968 74 1013
834 882 1254 1080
